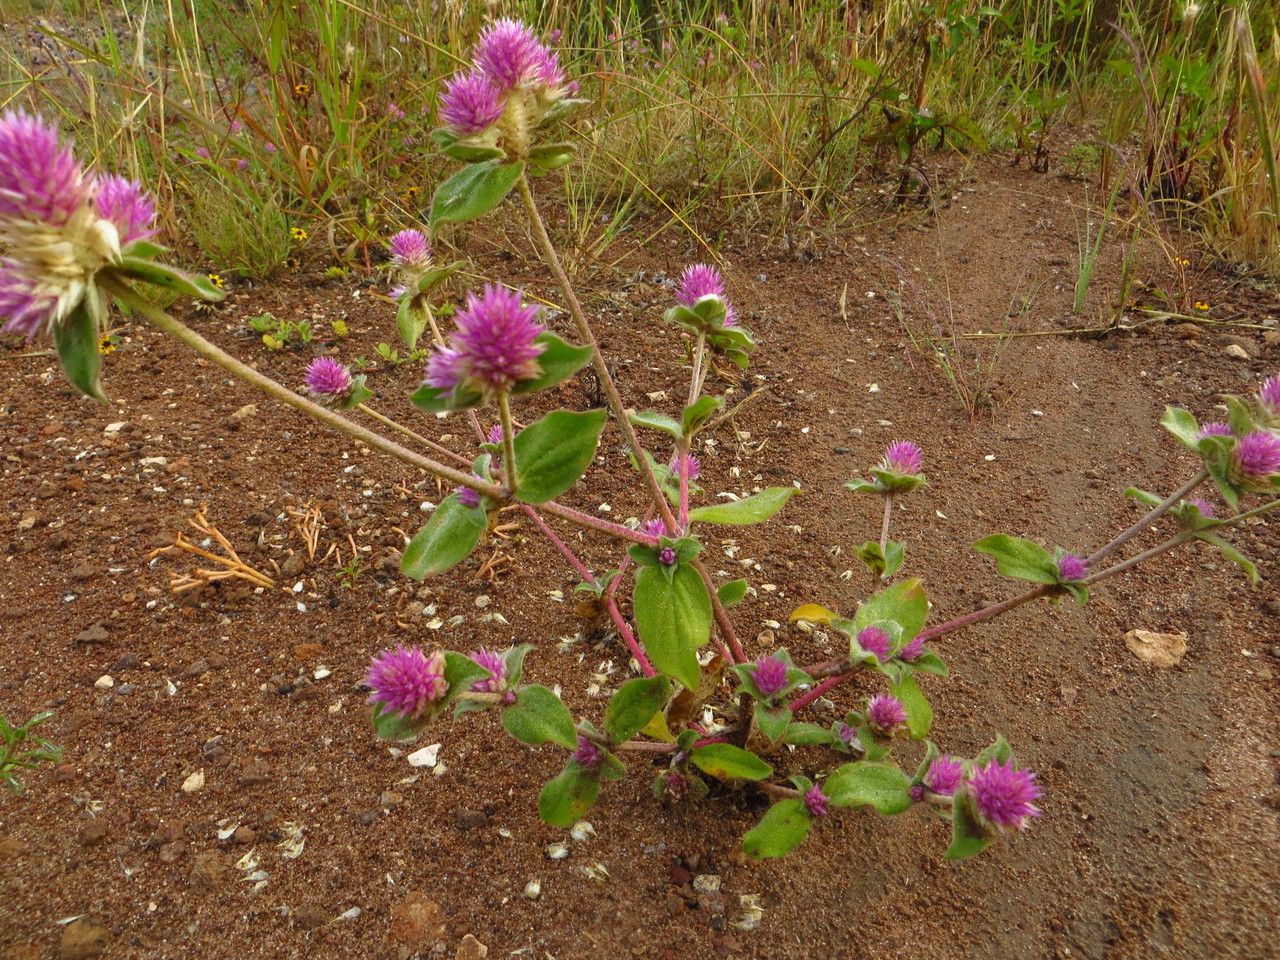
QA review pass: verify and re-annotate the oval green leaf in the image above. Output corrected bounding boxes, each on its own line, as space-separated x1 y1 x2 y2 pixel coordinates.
688 487 797 526
513 408 607 504
633 564 712 690
501 684 578 749
400 494 487 579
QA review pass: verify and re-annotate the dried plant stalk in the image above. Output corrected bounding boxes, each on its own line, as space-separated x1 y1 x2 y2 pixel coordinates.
147 504 275 594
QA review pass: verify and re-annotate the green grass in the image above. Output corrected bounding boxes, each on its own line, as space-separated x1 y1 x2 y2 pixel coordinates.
1 1 1276 276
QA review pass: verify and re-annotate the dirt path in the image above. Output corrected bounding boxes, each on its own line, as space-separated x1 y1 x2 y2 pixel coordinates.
2 158 1277 959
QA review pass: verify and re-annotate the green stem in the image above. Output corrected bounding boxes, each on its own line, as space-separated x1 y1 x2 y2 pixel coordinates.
357 402 471 467
497 389 518 496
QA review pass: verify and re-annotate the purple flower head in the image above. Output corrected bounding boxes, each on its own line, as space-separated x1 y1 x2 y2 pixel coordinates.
909 784 925 802
425 345 465 393
676 263 726 306
230 119 244 134
469 648 506 692
1056 553 1087 582
923 755 965 796
856 625 892 660
438 70 505 136
474 19 556 91
1199 421 1232 439
658 546 678 566
0 265 59 339
837 722 857 745
365 645 447 718
388 229 431 270
1233 430 1280 482
882 440 923 475
642 518 668 538
264 141 277 154
866 695 906 734
388 284 408 301
235 158 249 171
804 784 829 818
750 654 788 698
662 771 687 800
387 102 407 121
670 452 701 481
898 635 925 662
93 175 158 246
1260 375 1280 415
487 423 504 445
456 486 482 509
571 735 603 768
304 356 352 399
195 146 211 160
451 284 546 394
1186 497 1216 519
0 109 92 227
970 759 1042 832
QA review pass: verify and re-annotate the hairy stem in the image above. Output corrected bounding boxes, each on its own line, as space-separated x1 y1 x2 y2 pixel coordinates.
497 390 519 495
357 403 471 467
879 495 893 552
1087 469 1207 565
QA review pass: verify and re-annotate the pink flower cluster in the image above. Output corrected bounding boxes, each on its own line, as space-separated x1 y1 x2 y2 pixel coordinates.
676 263 736 328
424 284 546 397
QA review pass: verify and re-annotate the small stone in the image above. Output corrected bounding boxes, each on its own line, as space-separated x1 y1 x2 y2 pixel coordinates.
755 629 776 648
17 513 37 531
380 791 403 808
281 553 307 576
523 879 541 899
1224 343 1251 360
387 891 445 948
110 652 140 672
232 826 257 845
293 642 325 661
1170 322 1201 341
69 562 97 582
58 919 108 960
75 622 110 646
1123 629 1188 668
407 744 441 768
455 934 489 960
190 851 229 892
184 659 210 679
181 770 205 793
79 820 110 848
93 675 114 690
158 840 186 863
231 404 257 422
294 903 329 930
693 874 722 894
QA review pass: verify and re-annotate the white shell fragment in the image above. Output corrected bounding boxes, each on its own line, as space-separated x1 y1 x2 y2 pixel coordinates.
407 743 441 768
544 843 570 860
523 879 541 899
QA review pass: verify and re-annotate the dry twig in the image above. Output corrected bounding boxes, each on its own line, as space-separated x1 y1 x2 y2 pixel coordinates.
147 504 276 594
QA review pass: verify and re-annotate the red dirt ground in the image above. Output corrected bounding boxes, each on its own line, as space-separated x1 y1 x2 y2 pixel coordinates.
2 157 1278 959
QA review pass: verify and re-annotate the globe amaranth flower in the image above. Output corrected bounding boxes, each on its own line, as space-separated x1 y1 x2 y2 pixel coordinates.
1186 497 1216 519
427 284 546 397
1232 430 1280 486
898 635 925 662
388 229 431 272
658 546 678 566
1199 421 1232 439
866 695 907 734
751 654 788 698
642 518 668 539
969 759 1042 832
1260 375 1280 418
571 735 603 768
0 110 121 340
365 645 448 718
456 485 482 509
856 625 892 660
922 755 965 797
676 263 736 327
93 174 158 246
1056 554 1088 582
882 440 923 476
804 784 829 818
474 19 563 92
469 648 506 692
837 722 857 746
304 356 353 402
670 451 701 481
439 70 505 136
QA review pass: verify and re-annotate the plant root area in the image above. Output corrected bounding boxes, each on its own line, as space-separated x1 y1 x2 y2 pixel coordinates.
2 159 1278 959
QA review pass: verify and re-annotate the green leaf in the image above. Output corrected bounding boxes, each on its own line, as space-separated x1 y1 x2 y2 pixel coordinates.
502 644 534 686
742 798 811 859
782 722 837 746
754 703 792 743
514 409 607 504
501 684 578 749
717 579 749 607
945 791 993 860
54 286 106 402
441 651 491 707
512 333 593 396
1124 486 1162 508
843 478 881 495
401 494 488 579
396 296 427 350
1195 531 1260 585
1160 406 1202 450
528 142 577 171
628 410 683 439
335 374 374 411
688 487 798 526
113 259 225 301
824 761 913 813
972 734 1013 766
912 651 949 677
852 579 929 641
681 395 723 436
1225 395 1255 436
690 743 773 781
408 382 484 413
603 676 671 744
538 763 600 827
372 702 429 742
890 674 932 738
415 260 465 295
973 535 1060 585
429 160 524 229
633 563 712 689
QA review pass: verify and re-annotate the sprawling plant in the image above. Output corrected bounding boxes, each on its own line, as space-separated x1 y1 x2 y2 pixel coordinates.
3 20 1278 859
